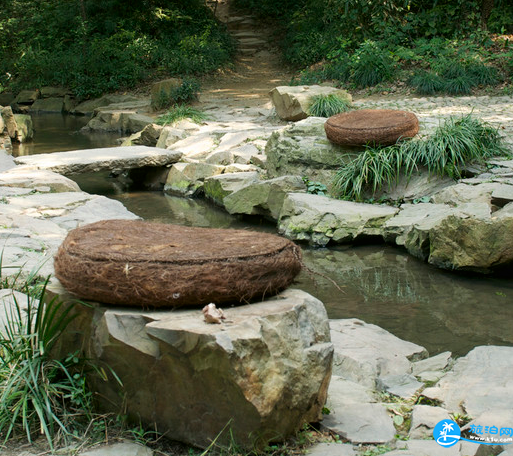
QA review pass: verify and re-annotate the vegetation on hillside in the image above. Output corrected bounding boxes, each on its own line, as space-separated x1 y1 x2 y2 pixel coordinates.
0 0 234 98
235 0 513 94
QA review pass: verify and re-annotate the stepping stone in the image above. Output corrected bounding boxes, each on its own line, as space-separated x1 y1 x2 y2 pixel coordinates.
324 109 419 146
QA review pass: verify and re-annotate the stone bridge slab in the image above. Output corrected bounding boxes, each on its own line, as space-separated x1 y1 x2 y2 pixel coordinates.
13 146 182 175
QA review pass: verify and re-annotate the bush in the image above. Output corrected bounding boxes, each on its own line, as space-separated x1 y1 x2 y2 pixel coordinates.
408 70 445 95
352 41 395 88
152 78 200 111
333 115 510 200
307 93 352 117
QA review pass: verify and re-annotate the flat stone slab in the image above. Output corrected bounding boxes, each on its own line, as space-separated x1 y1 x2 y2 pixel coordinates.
80 442 153 456
423 346 513 417
13 146 182 176
305 442 355 456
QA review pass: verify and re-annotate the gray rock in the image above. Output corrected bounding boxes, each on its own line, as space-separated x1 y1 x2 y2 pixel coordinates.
412 351 452 377
491 185 513 207
51 288 334 449
330 319 427 389
278 193 398 246
326 376 375 408
14 90 40 105
155 126 187 149
150 78 181 110
205 149 235 165
394 439 461 456
13 114 33 142
80 442 153 456
121 124 163 147
423 346 513 417
223 175 306 220
163 162 224 196
269 85 351 121
40 87 69 98
265 117 358 187
409 405 451 439
305 442 355 456
0 150 16 172
0 168 80 192
72 94 141 115
377 373 424 399
231 143 262 164
170 132 216 158
431 182 511 207
14 146 182 176
29 97 64 113
204 171 260 206
83 110 155 133
1 106 18 139
321 403 395 444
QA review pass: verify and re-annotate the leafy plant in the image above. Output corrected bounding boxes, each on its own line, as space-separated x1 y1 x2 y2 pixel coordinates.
0 278 94 448
156 105 207 126
152 78 201 111
409 70 445 95
303 177 328 196
307 93 351 117
352 40 395 88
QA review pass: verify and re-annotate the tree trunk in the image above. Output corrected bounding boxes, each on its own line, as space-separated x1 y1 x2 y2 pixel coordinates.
480 0 494 29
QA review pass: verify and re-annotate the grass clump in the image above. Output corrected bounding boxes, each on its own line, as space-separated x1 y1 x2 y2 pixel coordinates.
152 78 201 111
307 93 352 117
333 114 509 201
156 105 207 126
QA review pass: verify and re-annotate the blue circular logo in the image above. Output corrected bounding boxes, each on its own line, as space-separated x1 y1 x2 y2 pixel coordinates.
434 419 461 447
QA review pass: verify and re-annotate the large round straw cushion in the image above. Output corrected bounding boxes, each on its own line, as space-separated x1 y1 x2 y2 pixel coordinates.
324 109 419 146
54 219 302 308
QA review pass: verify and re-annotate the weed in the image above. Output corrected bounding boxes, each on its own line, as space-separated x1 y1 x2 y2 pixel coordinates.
303 177 328 196
156 105 207 126
307 93 352 117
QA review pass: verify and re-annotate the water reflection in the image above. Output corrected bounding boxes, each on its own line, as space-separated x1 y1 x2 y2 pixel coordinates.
12 113 121 156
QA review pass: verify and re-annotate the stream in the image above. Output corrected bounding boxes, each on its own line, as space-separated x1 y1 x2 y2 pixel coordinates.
17 114 513 357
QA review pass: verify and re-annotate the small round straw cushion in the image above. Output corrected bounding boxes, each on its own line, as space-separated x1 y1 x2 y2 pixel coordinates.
54 219 302 308
324 109 419 146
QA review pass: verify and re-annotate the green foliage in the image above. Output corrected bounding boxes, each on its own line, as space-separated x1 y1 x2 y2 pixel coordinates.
152 78 200 110
307 93 351 117
303 177 328 196
156 105 207 126
352 41 395 88
333 115 509 200
0 1 234 98
408 70 445 95
0 277 94 448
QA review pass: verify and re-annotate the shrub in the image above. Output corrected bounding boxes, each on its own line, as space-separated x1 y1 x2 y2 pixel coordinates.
351 41 395 88
307 93 352 117
409 70 445 95
152 78 201 111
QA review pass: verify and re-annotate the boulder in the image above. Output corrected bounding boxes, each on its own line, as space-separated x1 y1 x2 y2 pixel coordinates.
29 97 64 113
269 85 352 121
83 110 155 133
72 94 141 115
163 162 224 196
14 90 40 105
150 78 181 110
121 124 163 147
1 106 18 139
423 346 513 417
431 182 513 207
204 171 260 206
0 167 80 192
50 287 334 449
223 175 306 220
155 126 187 149
40 87 69 98
409 405 451 440
205 149 235 165
265 117 358 188
13 114 33 142
278 192 399 246
330 319 427 389
169 132 216 158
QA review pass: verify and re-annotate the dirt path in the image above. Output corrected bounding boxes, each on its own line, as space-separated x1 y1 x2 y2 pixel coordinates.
199 0 293 109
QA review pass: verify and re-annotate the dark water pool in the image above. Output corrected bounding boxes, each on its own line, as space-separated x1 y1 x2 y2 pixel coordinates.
20 114 513 357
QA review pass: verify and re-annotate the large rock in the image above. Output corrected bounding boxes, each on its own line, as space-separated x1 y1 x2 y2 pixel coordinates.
269 85 352 121
122 124 163 147
0 167 80 192
83 110 155 133
278 192 399 246
163 162 224 196
40 87 69 98
223 175 306 220
265 117 358 188
423 346 513 417
51 288 334 449
150 78 181 110
29 97 64 113
330 319 427 389
13 90 40 105
72 94 141 115
1 106 18 139
13 114 33 142
431 182 513 208
155 126 187 149
14 146 182 176
204 171 260 206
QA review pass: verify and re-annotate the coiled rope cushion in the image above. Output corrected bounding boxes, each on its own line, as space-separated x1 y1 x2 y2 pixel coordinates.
54 219 302 308
325 109 419 146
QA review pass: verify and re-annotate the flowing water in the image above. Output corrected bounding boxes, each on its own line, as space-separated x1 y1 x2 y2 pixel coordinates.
20 114 513 357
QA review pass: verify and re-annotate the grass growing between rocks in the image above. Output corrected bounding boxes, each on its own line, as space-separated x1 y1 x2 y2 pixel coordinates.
333 114 510 201
157 105 208 126
307 93 352 117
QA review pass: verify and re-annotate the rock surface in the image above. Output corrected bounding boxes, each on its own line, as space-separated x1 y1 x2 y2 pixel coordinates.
269 85 352 121
80 442 153 456
14 146 182 176
51 288 334 449
278 193 398 246
83 110 155 133
204 171 260 206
